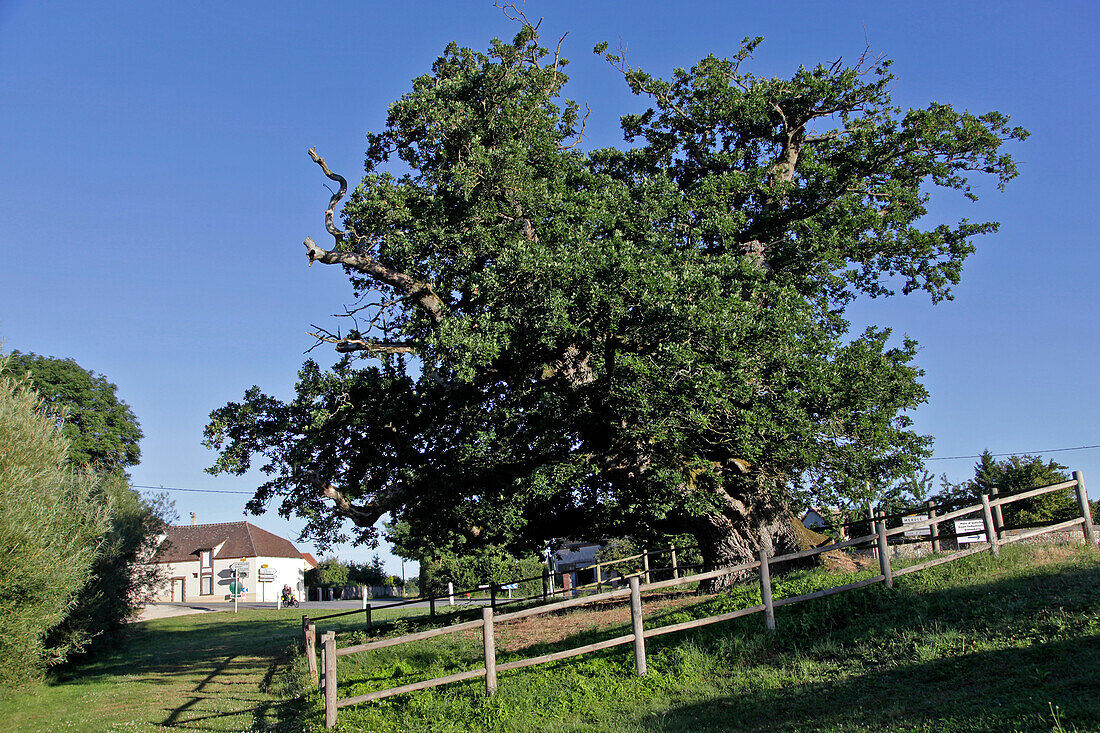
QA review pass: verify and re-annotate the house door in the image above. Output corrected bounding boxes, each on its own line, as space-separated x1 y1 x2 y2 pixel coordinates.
172 577 185 602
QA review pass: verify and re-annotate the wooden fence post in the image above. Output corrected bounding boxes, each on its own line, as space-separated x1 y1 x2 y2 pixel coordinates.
318 631 326 696
490 583 497 610
1074 471 1096 546
980 494 1001 559
670 545 679 580
364 603 372 632
542 568 549 601
323 631 337 729
990 488 1005 539
926 500 941 554
642 550 651 585
876 513 893 588
482 607 497 696
629 576 647 675
758 549 775 631
303 617 318 686
430 595 437 619
595 563 603 592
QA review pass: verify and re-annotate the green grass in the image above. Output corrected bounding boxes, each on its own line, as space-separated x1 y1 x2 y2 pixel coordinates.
0 605 417 732
309 544 1100 732
2 545 1097 732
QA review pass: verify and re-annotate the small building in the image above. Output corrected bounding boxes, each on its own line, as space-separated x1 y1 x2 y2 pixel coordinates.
552 539 604 588
802 508 848 539
151 521 311 603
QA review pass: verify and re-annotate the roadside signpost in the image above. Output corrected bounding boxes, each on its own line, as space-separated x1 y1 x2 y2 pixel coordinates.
230 560 248 613
902 514 932 538
258 565 277 604
953 518 987 544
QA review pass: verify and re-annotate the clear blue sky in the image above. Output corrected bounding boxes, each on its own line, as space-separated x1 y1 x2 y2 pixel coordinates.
2 1 1098 575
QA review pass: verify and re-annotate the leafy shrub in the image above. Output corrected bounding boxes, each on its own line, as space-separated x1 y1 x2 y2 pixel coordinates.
306 557 350 587
0 359 110 684
47 477 171 654
423 547 545 596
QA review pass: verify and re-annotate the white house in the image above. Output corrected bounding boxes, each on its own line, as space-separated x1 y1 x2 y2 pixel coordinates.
151 521 311 603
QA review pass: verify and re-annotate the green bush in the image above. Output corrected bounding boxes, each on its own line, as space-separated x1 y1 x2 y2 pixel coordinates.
422 547 545 596
306 557 350 587
47 476 171 654
0 359 110 685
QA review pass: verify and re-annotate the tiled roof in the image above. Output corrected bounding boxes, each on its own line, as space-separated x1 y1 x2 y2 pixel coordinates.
155 522 303 564
301 552 319 567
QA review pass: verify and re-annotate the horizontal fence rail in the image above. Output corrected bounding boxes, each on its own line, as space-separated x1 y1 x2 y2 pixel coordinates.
317 473 1096 728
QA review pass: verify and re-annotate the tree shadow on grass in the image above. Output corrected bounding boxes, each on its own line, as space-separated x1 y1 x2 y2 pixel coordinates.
630 550 1100 733
638 634 1100 733
39 611 342 730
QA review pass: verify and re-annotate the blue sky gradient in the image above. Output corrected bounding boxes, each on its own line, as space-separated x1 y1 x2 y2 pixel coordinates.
2 1 1097 573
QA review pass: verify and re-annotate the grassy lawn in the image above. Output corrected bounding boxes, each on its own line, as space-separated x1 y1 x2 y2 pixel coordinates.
0 606 407 732
1 544 1097 732
312 544 1100 732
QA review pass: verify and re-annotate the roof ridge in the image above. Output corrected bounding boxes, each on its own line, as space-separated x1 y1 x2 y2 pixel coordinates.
171 521 247 529
243 522 258 557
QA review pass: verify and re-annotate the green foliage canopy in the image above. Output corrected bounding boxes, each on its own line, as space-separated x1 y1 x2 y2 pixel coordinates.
7 351 142 472
205 25 1025 569
941 451 1075 527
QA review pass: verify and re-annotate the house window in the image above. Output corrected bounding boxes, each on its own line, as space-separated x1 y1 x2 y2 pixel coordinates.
201 575 213 595
200 550 212 568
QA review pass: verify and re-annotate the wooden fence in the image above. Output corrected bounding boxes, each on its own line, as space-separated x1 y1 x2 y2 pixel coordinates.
313 472 1096 728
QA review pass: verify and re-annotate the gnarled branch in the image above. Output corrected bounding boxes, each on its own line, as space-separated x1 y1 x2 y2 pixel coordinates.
303 149 446 325
304 471 397 529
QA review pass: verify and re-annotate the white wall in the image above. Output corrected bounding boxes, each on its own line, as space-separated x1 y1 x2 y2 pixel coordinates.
152 555 309 602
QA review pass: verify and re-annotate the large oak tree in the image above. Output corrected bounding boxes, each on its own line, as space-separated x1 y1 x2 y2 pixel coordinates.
205 23 1025 583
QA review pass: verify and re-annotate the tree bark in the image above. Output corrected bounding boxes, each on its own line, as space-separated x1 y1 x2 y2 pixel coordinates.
688 507 817 592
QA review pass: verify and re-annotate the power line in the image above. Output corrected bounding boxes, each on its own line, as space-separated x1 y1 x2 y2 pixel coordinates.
928 444 1100 461
132 484 253 495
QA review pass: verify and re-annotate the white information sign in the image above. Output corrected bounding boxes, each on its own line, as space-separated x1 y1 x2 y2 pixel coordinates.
258 571 276 582
902 514 931 537
953 518 987 544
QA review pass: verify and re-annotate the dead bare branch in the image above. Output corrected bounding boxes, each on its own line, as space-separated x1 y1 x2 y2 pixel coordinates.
307 329 421 355
560 103 591 151
305 150 446 324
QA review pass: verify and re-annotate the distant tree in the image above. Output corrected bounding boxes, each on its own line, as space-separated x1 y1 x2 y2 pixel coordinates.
939 452 1074 526
876 470 935 518
7 351 142 472
420 546 544 596
347 555 388 586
